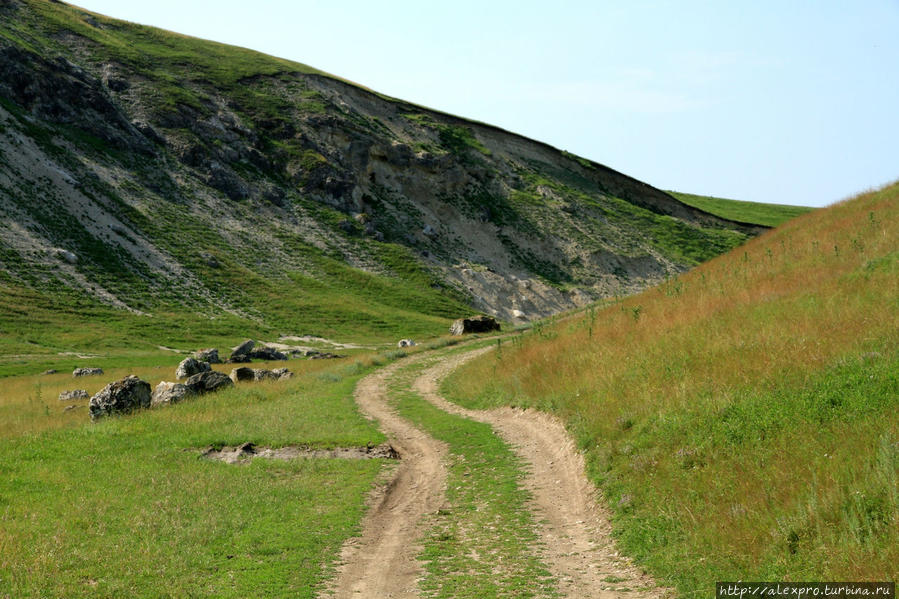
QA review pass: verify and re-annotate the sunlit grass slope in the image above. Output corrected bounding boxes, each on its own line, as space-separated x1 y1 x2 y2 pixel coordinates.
446 182 898 590
669 191 814 227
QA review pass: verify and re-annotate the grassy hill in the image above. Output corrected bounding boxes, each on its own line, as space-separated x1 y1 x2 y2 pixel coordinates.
0 0 765 377
446 181 899 588
669 190 815 227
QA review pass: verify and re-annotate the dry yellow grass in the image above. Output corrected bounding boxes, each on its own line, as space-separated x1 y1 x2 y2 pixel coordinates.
448 181 898 588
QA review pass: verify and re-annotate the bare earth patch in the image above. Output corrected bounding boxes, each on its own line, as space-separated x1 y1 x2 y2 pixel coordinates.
202 442 399 464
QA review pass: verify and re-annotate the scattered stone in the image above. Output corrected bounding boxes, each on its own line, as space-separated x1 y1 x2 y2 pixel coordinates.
248 346 288 361
184 370 234 395
59 389 89 402
151 381 194 406
397 339 417 348
73 367 104 377
449 315 501 335
229 339 255 362
310 352 345 360
194 348 221 364
229 367 255 383
64 405 82 412
42 369 58 375
175 357 211 379
89 375 151 420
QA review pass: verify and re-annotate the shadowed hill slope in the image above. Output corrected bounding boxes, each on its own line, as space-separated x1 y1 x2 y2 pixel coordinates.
1 0 763 365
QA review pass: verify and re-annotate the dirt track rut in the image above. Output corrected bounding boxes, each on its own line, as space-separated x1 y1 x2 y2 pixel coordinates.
325 346 665 598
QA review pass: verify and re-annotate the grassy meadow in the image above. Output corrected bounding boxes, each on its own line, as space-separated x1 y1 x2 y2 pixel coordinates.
446 182 899 589
0 353 396 598
669 190 815 227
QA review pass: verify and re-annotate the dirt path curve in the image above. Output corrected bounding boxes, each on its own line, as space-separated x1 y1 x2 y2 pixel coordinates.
413 347 666 599
325 355 449 599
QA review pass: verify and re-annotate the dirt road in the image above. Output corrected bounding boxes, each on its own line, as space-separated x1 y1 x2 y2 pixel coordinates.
325 356 448 598
325 346 664 598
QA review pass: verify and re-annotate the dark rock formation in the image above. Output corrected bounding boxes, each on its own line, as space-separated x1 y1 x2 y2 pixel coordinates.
184 370 234 394
449 315 501 335
228 340 255 363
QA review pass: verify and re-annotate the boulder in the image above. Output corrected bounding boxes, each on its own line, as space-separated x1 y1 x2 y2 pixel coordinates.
42 369 58 375
397 339 417 348
194 348 221 364
185 370 234 395
252 369 280 381
89 375 152 420
151 382 194 406
59 389 88 402
449 315 501 336
248 346 288 361
175 357 211 379
229 339 254 362
272 368 293 380
73 367 104 377
229 367 255 383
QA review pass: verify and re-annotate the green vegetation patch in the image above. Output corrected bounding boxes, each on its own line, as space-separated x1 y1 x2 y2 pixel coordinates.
669 191 814 227
0 361 387 598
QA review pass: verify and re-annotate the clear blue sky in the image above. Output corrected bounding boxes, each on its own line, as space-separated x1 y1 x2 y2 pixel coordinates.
71 1 899 207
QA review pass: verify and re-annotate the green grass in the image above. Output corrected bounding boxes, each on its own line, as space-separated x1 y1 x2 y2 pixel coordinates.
669 191 814 227
444 182 899 591
0 357 390 598
388 350 558 598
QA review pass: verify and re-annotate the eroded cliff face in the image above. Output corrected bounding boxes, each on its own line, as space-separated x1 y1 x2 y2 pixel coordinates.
0 0 763 324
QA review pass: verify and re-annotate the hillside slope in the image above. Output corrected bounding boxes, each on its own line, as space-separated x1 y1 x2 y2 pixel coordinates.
447 181 898 588
0 0 762 361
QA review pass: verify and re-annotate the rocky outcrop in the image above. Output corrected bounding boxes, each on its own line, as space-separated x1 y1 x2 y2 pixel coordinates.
59 389 88 402
89 375 151 420
194 348 221 364
175 357 211 379
450 315 501 335
184 370 234 394
151 381 194 406
73 367 104 377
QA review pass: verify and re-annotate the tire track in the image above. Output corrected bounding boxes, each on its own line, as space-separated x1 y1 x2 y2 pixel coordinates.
324 356 449 598
413 347 666 599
